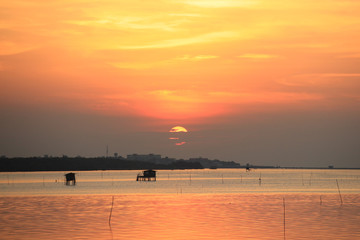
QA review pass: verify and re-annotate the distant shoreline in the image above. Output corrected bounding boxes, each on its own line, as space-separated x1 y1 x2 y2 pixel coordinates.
0 157 202 172
1 156 358 172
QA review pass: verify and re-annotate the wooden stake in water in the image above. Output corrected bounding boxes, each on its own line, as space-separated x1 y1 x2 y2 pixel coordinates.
301 174 304 186
320 195 322 205
336 179 343 205
283 197 286 240
109 196 114 226
259 173 262 186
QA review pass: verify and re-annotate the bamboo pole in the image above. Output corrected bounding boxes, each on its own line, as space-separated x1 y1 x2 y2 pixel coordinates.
283 197 286 240
109 196 114 226
336 179 343 205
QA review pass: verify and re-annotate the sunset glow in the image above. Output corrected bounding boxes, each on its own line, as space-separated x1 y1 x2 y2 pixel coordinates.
2 0 359 124
1 0 360 167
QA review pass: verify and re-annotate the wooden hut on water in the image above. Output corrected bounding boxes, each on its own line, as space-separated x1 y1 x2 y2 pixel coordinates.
65 172 76 185
137 169 156 181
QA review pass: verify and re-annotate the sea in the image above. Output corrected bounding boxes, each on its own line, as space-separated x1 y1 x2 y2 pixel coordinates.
0 169 359 240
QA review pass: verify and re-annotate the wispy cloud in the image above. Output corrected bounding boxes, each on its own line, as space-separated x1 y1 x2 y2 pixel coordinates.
237 54 279 59
110 54 218 69
146 89 322 104
0 41 38 56
168 13 203 17
175 55 218 61
117 31 239 49
317 73 360 77
110 61 166 70
338 53 360 59
280 73 360 87
66 16 179 32
175 0 259 8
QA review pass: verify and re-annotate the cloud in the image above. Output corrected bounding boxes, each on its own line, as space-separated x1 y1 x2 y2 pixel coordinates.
280 73 360 87
338 53 360 59
318 73 360 77
109 54 218 69
175 0 258 8
175 55 218 61
117 31 239 49
65 16 179 32
168 13 203 17
145 89 323 106
237 54 279 59
0 41 38 56
110 61 166 70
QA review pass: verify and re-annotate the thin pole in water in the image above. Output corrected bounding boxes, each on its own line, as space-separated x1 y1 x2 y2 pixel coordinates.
320 195 322 205
336 179 343 205
109 196 114 226
259 173 262 186
283 197 286 240
301 174 304 186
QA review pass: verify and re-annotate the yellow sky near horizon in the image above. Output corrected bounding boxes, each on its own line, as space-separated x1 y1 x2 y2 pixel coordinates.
1 0 360 126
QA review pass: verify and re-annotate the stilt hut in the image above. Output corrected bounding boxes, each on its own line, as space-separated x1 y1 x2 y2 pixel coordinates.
137 169 156 181
65 172 76 185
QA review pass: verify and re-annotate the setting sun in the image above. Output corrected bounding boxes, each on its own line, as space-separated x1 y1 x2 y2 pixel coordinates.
169 126 188 133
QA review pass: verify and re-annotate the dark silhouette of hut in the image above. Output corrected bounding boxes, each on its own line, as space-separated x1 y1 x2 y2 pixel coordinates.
137 169 156 181
65 172 76 185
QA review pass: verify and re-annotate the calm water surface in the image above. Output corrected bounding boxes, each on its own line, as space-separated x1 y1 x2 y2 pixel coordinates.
0 169 359 239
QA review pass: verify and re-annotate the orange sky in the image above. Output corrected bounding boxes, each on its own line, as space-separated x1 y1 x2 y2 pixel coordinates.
1 0 360 166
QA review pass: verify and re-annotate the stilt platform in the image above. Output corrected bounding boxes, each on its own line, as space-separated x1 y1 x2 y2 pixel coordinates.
137 169 156 181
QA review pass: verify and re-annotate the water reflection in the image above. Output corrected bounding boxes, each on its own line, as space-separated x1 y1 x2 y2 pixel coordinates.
1 169 360 195
0 169 360 239
1 194 360 240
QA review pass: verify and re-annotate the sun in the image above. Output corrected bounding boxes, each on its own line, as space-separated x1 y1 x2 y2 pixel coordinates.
169 126 188 146
169 126 188 133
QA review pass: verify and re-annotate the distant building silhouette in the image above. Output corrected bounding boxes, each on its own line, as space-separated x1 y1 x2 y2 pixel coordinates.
127 153 161 161
189 157 240 168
